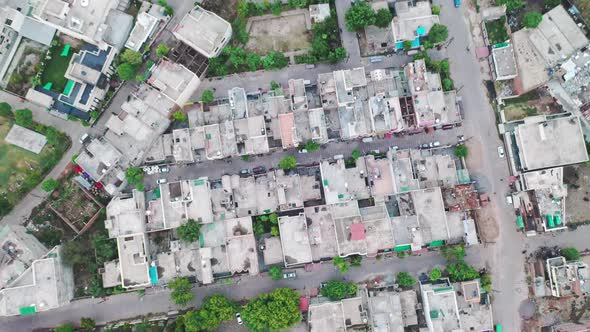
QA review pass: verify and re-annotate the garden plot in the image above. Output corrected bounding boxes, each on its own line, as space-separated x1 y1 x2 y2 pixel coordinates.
245 9 312 55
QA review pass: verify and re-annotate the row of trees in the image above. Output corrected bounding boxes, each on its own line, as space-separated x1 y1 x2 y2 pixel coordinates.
413 51 454 91
297 11 348 64
208 47 290 77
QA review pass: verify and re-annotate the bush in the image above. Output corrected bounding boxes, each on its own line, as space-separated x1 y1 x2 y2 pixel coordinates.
429 268 442 281
201 89 215 103
54 323 75 332
454 145 469 158
0 102 12 117
496 0 524 12
269 266 283 280
523 11 542 28
263 51 289 70
117 63 137 81
172 110 188 122
561 247 581 261
396 272 416 288
447 261 479 282
345 1 376 31
333 256 350 274
125 167 144 190
14 108 33 128
177 219 201 243
41 178 59 192
432 5 441 15
120 49 143 66
321 280 358 300
403 40 413 51
442 78 454 91
305 140 319 152
351 149 361 160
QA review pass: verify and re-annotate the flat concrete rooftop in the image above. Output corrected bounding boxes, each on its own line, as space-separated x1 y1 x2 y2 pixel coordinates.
278 214 313 266
4 124 47 154
173 5 232 58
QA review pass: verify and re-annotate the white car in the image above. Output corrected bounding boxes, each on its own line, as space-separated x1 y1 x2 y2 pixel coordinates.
236 313 243 325
156 178 167 184
497 146 505 158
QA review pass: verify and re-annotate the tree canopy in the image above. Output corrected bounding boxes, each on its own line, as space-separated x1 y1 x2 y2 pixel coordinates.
429 268 442 281
242 288 301 331
125 167 144 191
345 1 376 31
0 102 12 117
201 89 215 103
184 294 237 331
333 256 350 274
156 44 170 57
80 317 96 332
279 155 297 171
263 51 290 70
269 266 283 280
41 178 59 192
117 63 137 81
14 108 33 128
54 323 75 332
177 219 201 243
561 247 581 261
172 111 188 122
120 49 143 66
496 0 524 12
427 24 449 44
374 8 393 28
305 140 320 152
321 280 358 300
169 277 194 306
396 272 416 288
446 261 479 282
60 241 85 266
523 11 542 28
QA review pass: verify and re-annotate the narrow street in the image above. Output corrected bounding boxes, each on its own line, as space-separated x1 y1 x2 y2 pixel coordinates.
0 249 483 331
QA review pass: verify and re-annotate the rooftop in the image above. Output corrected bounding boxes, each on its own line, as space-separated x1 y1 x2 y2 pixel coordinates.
125 12 159 52
75 138 124 181
368 289 418 332
305 205 339 261
4 124 47 154
172 5 232 58
275 170 304 210
392 1 439 43
455 280 494 332
514 115 588 171
320 158 370 205
547 256 590 297
117 234 150 289
491 44 517 80
104 190 146 238
365 155 396 197
224 217 259 276
421 281 462 332
396 187 449 244
0 225 48 290
148 59 201 107
278 214 313 266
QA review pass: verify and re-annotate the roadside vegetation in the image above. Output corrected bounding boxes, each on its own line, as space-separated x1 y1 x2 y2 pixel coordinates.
413 52 455 91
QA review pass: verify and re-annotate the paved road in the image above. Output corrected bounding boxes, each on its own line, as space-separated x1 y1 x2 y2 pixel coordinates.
144 126 464 189
0 249 482 330
433 1 527 330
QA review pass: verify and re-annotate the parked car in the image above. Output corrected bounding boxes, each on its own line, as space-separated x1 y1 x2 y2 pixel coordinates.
79 133 90 144
160 166 170 173
497 146 505 158
429 141 441 148
240 168 251 176
298 149 308 154
458 135 465 142
236 313 243 325
156 178 167 184
253 166 266 174
421 143 429 149
506 195 513 204
283 271 297 279
455 0 461 7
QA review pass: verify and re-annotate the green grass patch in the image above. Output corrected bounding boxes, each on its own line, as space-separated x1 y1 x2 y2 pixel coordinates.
485 17 509 45
41 43 77 93
503 90 539 105
0 115 70 216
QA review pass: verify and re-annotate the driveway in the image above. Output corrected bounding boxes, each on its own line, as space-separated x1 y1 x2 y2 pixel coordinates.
0 248 482 330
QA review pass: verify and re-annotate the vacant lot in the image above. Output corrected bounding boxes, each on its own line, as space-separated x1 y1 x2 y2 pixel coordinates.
245 10 311 54
502 91 558 121
485 17 509 45
564 165 590 224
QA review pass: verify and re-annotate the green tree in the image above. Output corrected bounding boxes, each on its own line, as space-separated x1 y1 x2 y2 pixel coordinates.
263 51 289 70
345 1 376 31
120 49 143 66
60 241 85 265
305 140 320 152
233 17 250 44
169 277 194 306
429 268 442 281
442 78 454 91
321 280 357 300
333 256 350 274
270 225 280 236
480 273 492 293
90 110 100 120
269 266 283 280
446 261 479 281
0 197 11 217
91 234 117 265
374 8 393 28
177 219 201 243
351 149 361 160
288 0 309 8
270 0 282 15
428 24 449 44
523 11 542 28
561 247 581 261
442 245 466 261
172 111 188 122
246 53 262 71
396 272 416 288
242 288 301 331
237 0 249 17
225 46 248 70
201 89 215 103
0 102 12 117
454 145 469 158
44 126 61 145
184 294 238 331
350 255 362 267
125 167 144 189
156 44 170 57
496 0 524 12
328 47 347 64
41 178 59 192
403 40 413 51
117 63 137 81
270 80 281 90
14 108 33 128
269 212 279 224
80 317 96 331
54 323 75 332
279 155 297 171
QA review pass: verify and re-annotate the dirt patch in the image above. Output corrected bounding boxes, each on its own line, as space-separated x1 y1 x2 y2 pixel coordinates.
503 94 559 121
245 10 312 55
564 165 590 224
5 43 46 96
475 205 500 242
201 0 239 21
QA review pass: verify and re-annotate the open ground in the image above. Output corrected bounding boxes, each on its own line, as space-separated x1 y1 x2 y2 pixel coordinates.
245 10 312 55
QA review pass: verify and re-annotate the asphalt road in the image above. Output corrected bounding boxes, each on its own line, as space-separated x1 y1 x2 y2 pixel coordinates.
0 249 483 330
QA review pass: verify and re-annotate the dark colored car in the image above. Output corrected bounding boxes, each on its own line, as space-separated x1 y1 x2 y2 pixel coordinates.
253 166 266 174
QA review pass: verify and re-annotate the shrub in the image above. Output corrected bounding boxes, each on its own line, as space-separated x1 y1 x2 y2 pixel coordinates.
374 8 393 28
305 140 319 152
321 280 358 300
177 219 201 243
345 1 376 31
0 102 12 117
172 111 188 122
427 24 449 44
14 108 33 128
523 11 542 28
116 63 137 81
429 268 442 281
201 89 215 103
156 44 169 57
41 178 59 192
269 266 283 280
454 145 469 158
169 277 194 306
561 247 581 261
279 155 297 171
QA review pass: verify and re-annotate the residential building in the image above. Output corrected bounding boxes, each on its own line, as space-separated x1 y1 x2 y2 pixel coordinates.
172 5 232 58
148 59 201 107
547 256 590 297
392 1 439 50
308 296 368 332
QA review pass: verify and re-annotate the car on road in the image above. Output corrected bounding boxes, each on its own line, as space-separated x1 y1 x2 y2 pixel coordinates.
455 0 461 7
458 135 465 142
236 313 243 325
253 166 266 174
283 271 297 279
506 195 513 204
497 146 505 158
240 168 251 176
421 143 429 149
79 133 90 144
156 178 167 184
298 149 308 154
429 141 441 148
160 166 170 173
